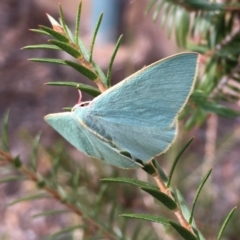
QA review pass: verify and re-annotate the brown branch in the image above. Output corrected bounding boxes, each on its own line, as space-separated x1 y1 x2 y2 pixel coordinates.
0 150 115 240
152 173 195 235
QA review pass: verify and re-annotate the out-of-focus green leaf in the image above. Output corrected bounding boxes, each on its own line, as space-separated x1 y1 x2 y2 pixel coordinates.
167 138 194 187
13 156 22 168
183 1 224 11
50 146 62 185
189 169 212 224
191 91 240 117
152 1 165 21
175 7 189 47
132 223 143 240
184 110 206 130
186 42 209 53
36 173 46 188
50 225 82 238
0 176 26 184
120 215 128 238
167 5 177 38
201 102 240 118
58 185 67 202
1 110 10 151
108 203 118 228
160 3 172 28
93 184 108 216
217 207 237 240
142 229 156 240
32 209 70 218
145 0 158 14
8 193 49 206
146 0 240 131
30 133 42 171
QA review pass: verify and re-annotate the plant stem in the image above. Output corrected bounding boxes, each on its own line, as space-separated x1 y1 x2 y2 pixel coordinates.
94 77 107 92
153 173 194 234
0 150 115 240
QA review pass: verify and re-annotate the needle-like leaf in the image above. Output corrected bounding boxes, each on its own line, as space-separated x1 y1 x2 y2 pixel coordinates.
89 13 103 63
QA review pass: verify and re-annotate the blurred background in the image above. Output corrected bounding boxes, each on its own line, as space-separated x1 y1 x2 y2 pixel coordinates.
0 0 239 239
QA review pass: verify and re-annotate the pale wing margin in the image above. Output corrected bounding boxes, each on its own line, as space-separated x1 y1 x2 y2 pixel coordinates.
80 112 177 161
79 53 199 161
44 112 141 168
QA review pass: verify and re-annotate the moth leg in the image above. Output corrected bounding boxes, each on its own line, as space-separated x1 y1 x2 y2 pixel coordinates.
77 89 82 104
72 90 92 111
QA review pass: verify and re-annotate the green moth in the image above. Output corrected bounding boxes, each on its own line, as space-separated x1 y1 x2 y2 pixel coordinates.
45 53 199 168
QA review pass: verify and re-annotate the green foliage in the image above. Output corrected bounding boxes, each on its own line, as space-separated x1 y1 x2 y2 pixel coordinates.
48 225 82 239
0 2 238 239
0 176 26 184
23 44 61 50
169 221 198 240
39 25 69 43
107 35 123 87
45 82 101 97
175 190 205 240
217 207 237 240
1 110 10 151
28 58 67 65
189 169 212 224
48 39 82 58
167 138 194 187
102 137 236 239
8 193 50 206
24 2 115 94
141 187 177 210
89 13 103 63
30 133 42 171
146 0 240 127
120 213 171 226
0 110 160 239
102 177 158 190
64 60 98 80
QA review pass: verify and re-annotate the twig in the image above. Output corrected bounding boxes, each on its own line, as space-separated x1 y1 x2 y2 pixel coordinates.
0 150 115 240
152 173 194 234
